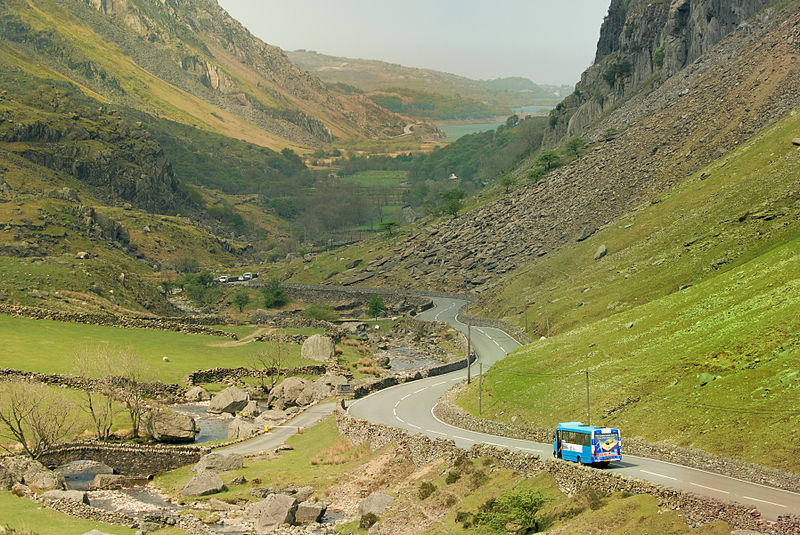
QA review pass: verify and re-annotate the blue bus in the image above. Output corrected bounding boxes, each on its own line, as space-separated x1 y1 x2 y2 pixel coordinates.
553 422 622 465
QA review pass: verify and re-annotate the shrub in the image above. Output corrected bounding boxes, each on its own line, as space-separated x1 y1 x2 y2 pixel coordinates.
445 471 461 484
470 470 487 489
455 511 474 527
445 494 457 506
454 455 471 471
303 304 337 321
418 481 436 500
261 278 287 308
359 513 379 529
653 43 666 69
475 488 547 533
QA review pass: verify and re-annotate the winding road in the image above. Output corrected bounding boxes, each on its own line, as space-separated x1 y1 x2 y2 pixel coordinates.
348 297 800 521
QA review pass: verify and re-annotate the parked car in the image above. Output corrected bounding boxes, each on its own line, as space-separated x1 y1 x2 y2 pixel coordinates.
218 275 229 283
243 272 253 280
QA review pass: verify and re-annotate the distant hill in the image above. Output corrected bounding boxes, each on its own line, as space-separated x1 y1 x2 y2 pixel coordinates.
287 50 568 120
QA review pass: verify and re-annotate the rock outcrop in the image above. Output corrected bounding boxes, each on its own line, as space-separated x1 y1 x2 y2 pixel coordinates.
208 386 249 415
300 334 335 362
192 453 243 473
228 418 261 440
247 494 298 533
358 492 395 516
181 470 224 497
184 386 211 402
144 408 198 443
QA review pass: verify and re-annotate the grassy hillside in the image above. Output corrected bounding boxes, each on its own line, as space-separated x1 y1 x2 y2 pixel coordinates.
456 109 800 470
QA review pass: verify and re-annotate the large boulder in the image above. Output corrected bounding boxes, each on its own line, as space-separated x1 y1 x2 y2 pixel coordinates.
254 409 288 428
228 418 261 440
23 461 66 491
295 501 326 524
301 335 335 362
358 492 394 516
185 386 211 402
303 374 349 405
0 463 14 490
236 401 261 419
40 490 89 504
268 377 311 410
145 408 198 443
248 494 298 533
181 470 224 497
208 386 250 415
192 453 243 473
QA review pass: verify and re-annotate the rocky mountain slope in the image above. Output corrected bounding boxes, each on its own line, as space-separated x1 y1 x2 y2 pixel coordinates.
316 1 800 292
545 0 776 145
0 0 403 149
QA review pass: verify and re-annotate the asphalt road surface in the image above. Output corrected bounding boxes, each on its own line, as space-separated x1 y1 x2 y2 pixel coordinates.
349 297 800 521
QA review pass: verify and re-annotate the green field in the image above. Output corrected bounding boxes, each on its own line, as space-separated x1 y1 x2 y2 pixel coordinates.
457 108 800 470
340 170 408 187
0 315 319 383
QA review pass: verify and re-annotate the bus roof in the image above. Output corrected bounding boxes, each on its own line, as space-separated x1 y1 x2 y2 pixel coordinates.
556 422 619 433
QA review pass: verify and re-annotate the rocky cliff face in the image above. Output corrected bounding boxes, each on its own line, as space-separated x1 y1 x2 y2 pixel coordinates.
334 2 800 292
76 0 402 144
545 0 775 145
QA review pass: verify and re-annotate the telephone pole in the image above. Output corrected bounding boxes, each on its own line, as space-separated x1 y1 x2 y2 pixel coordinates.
479 362 483 416
467 320 472 384
524 303 528 332
585 368 591 426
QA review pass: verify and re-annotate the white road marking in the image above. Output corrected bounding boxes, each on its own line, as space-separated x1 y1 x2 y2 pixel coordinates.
426 429 446 436
401 394 411 401
640 470 677 481
493 340 502 347
397 417 405 424
414 387 427 394
742 496 787 508
432 381 446 387
485 441 506 448
451 377 461 382
393 408 397 416
453 436 475 442
394 401 400 408
408 423 421 430
519 448 542 453
690 483 729 494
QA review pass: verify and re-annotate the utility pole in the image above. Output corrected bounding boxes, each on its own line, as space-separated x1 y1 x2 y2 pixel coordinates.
585 368 590 426
524 303 528 332
467 320 472 384
479 362 483 417
546 307 551 338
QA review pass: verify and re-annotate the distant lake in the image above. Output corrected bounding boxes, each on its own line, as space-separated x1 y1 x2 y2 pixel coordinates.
438 121 505 140
438 104 555 140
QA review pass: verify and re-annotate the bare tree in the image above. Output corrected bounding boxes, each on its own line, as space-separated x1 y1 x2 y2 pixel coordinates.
0 380 77 459
116 349 153 439
73 346 117 441
251 344 283 393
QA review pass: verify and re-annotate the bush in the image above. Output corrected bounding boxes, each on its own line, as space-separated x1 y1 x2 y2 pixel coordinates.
261 278 287 308
418 481 436 500
359 513 379 529
303 304 337 321
653 43 666 69
455 511 474 527
475 488 547 533
445 494 457 506
470 470 487 489
445 471 461 484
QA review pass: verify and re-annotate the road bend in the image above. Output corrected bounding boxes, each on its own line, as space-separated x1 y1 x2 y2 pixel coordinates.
348 297 800 521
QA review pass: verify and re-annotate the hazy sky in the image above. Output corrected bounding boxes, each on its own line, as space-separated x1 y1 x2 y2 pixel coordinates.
217 1 613 86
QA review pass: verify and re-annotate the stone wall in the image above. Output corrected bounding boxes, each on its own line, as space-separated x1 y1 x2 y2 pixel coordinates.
37 442 209 477
185 365 328 386
0 303 236 338
456 309 533 345
435 385 800 494
335 410 800 534
352 353 475 399
0 368 186 402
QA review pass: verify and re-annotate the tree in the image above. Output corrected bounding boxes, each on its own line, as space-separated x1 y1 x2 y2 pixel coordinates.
563 137 588 158
74 346 117 441
439 189 465 218
251 345 283 392
367 296 386 320
262 278 288 308
499 175 516 193
536 151 561 171
380 221 398 236
505 114 520 128
233 290 250 313
528 167 548 181
0 380 77 458
116 349 153 439
176 257 199 274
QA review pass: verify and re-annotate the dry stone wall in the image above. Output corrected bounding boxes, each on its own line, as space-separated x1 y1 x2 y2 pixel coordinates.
435 386 800 494
352 353 475 399
335 410 800 534
185 365 328 386
0 303 236 338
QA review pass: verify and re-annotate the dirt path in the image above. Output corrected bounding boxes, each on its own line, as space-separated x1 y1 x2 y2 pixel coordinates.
208 327 270 348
